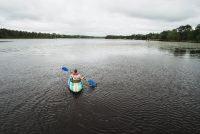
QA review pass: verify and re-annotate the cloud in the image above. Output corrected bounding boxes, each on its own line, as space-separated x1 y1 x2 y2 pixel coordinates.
0 0 200 35
104 0 200 21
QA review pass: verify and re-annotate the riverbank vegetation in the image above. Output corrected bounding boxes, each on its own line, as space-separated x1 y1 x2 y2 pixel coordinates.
106 24 200 43
0 28 101 39
1 24 200 42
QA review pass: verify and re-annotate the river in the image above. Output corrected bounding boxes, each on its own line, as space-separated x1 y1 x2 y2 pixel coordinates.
0 39 200 134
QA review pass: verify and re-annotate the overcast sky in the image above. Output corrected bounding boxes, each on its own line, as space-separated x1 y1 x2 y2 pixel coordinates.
0 0 200 36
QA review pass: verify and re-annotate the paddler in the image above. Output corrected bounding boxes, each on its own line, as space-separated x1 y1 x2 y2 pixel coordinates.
70 69 90 86
70 69 85 82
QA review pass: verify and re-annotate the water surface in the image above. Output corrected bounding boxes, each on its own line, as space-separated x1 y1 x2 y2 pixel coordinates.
0 39 200 134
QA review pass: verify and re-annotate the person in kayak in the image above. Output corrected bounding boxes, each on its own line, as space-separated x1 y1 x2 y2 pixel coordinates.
70 69 85 83
69 69 90 86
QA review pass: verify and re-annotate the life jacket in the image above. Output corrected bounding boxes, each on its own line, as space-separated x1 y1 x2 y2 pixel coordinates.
70 72 81 82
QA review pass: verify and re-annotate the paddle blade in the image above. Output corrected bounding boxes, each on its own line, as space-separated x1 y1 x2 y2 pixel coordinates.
87 79 97 87
62 67 69 72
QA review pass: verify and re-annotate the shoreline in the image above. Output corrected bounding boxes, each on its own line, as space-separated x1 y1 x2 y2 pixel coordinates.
1 38 200 44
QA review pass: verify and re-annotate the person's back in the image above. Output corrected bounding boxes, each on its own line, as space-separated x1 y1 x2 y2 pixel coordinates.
70 69 84 82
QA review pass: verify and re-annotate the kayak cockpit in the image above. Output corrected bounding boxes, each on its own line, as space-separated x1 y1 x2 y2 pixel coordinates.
67 78 83 93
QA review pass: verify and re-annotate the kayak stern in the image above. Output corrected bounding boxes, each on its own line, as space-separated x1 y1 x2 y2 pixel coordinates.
67 78 83 93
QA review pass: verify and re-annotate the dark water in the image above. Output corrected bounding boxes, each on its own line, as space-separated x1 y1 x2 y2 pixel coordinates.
0 39 200 134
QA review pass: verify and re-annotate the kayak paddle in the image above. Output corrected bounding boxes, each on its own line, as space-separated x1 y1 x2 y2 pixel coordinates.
61 66 97 87
62 67 70 72
87 79 97 87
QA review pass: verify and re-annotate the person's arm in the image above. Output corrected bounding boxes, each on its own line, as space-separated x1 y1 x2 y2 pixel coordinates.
80 75 90 86
80 74 85 80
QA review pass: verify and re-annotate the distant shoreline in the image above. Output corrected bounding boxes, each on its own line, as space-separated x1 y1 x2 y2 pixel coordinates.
105 24 200 43
105 38 200 43
1 39 200 44
1 24 200 43
0 40 12 42
0 28 104 39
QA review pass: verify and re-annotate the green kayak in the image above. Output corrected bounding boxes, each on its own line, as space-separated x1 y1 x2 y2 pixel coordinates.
67 78 83 93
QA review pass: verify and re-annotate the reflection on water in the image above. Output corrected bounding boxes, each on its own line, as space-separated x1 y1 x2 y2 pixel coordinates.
168 48 200 58
0 39 200 134
174 48 187 56
147 41 200 58
190 49 200 54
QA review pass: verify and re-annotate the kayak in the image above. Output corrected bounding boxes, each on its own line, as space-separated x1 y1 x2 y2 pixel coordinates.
67 78 83 93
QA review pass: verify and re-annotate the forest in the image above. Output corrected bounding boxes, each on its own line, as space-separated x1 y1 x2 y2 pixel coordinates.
1 24 200 42
0 28 98 39
106 24 200 43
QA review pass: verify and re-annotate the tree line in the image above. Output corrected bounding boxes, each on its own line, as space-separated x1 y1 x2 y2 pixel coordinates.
1 24 200 42
0 28 99 39
105 24 200 43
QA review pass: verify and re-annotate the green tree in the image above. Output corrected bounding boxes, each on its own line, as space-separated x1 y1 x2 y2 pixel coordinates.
159 31 169 40
166 29 179 41
194 24 200 42
195 24 200 31
176 25 193 41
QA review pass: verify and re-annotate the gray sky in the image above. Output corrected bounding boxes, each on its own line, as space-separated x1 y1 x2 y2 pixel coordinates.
0 0 200 36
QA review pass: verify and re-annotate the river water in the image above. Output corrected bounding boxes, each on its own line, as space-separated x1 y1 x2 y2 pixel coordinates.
0 39 200 134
